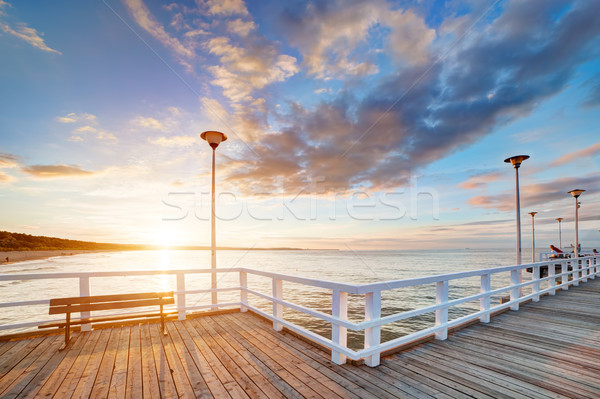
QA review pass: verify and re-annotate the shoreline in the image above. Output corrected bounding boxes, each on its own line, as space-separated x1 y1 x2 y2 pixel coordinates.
0 250 114 265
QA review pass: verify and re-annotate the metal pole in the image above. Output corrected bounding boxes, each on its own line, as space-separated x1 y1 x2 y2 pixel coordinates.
574 198 579 259
531 215 535 263
211 148 217 305
558 220 562 249
515 167 522 265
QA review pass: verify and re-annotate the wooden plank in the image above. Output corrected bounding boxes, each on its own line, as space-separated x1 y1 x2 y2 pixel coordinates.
49 297 174 315
0 340 18 357
0 335 63 399
164 322 213 398
204 315 305 399
0 335 59 396
433 337 600 397
232 312 407 399
172 319 234 399
206 316 328 399
49 291 174 306
89 327 121 398
0 338 45 379
140 323 161 399
202 315 305 399
33 333 92 398
19 332 89 399
180 318 250 399
107 326 130 399
125 324 143 399
149 322 194 398
409 342 574 398
189 318 270 398
70 328 112 398
450 333 600 389
227 313 406 399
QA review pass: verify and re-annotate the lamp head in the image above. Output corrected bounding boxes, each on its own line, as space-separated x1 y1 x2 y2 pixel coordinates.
200 130 227 149
504 155 530 169
529 212 537 217
568 189 585 198
556 218 563 222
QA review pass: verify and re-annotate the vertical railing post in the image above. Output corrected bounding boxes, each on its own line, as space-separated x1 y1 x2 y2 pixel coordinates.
364 290 381 367
435 281 449 339
240 271 248 312
532 265 540 302
583 258 589 282
331 289 348 365
561 260 568 290
79 276 91 332
177 272 186 321
548 261 556 295
573 259 580 286
480 274 491 323
272 278 283 331
510 269 520 310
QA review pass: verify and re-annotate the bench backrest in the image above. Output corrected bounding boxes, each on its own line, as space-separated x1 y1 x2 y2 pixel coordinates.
49 291 174 315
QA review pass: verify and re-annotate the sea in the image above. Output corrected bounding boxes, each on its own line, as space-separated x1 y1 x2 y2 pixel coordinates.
0 248 549 349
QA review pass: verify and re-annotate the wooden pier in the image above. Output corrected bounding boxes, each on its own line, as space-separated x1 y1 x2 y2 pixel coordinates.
1 279 599 398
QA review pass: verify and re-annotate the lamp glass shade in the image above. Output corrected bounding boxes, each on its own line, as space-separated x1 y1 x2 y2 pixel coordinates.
200 131 227 148
556 218 563 222
504 155 530 167
568 189 585 198
529 212 537 217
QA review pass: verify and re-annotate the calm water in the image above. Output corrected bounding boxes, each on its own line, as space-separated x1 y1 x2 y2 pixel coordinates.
1 249 530 348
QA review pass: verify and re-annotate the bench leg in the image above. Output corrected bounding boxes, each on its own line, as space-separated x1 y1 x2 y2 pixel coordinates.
160 304 167 335
60 313 71 351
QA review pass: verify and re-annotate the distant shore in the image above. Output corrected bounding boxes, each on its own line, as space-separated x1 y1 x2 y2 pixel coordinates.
0 250 113 265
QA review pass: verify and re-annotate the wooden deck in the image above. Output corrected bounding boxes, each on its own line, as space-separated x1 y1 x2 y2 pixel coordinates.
1 279 599 398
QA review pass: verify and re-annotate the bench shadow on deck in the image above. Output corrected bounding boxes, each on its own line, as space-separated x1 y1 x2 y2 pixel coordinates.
1 279 599 398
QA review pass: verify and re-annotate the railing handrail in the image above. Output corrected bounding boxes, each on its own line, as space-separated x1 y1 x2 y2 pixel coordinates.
1 255 598 368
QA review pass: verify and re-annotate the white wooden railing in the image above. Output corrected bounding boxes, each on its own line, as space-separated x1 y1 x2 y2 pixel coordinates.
1 255 598 367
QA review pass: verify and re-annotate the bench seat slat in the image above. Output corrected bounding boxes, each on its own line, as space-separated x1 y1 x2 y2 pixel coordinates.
49 297 174 315
39 310 179 329
49 291 174 306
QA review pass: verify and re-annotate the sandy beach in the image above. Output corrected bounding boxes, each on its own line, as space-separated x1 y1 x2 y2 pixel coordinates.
0 250 113 265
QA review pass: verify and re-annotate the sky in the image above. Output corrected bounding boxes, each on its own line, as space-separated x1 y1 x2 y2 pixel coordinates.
0 0 599 251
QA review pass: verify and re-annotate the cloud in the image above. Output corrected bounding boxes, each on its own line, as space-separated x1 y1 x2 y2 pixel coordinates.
224 0 600 193
551 143 600 167
21 164 98 179
123 0 192 58
149 135 196 147
459 171 503 190
0 152 18 168
132 116 164 130
583 79 600 107
227 18 255 37
468 174 600 212
56 113 97 124
206 36 298 102
0 171 15 183
0 2 61 54
278 0 434 79
204 0 248 16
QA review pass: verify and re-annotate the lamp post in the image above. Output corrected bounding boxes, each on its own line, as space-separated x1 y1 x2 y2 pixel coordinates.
568 189 585 258
504 155 529 308
529 212 537 263
556 218 563 249
201 130 228 306
504 155 529 265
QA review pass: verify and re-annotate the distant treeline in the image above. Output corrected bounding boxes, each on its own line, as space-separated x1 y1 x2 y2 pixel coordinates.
0 231 151 251
0 231 305 251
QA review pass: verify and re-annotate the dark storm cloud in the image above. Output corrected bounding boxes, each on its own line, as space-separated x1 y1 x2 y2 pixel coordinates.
228 0 600 194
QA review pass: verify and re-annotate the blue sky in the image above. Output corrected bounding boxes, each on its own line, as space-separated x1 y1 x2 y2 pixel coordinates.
0 0 599 250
